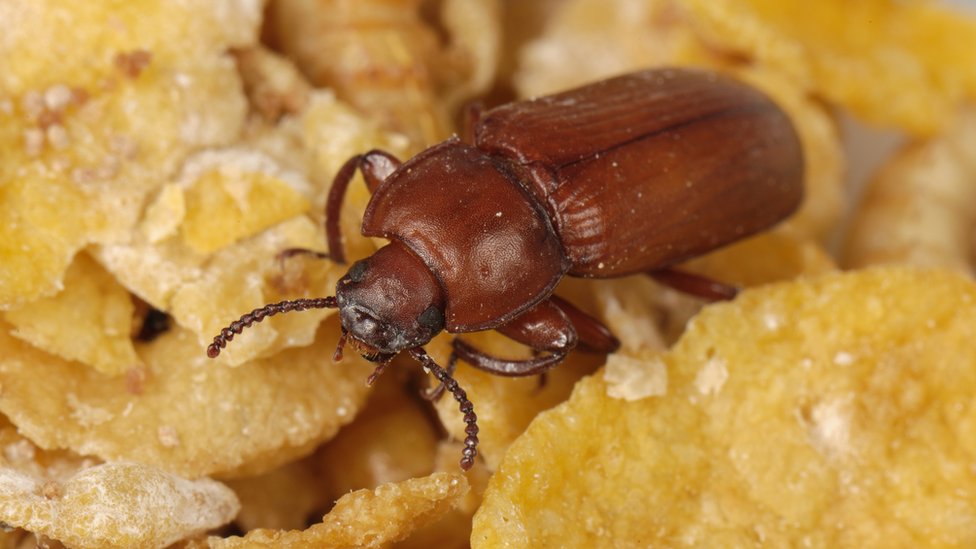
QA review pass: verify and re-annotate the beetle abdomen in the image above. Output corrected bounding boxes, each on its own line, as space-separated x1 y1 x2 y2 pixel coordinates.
477 69 804 277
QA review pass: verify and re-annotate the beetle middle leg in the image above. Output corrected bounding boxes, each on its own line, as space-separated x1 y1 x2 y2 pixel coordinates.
450 295 619 378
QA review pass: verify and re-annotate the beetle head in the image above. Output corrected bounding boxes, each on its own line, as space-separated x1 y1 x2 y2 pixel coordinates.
335 241 446 360
204 237 474 471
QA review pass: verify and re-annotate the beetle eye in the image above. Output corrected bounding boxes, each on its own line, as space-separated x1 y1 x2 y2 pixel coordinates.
418 305 444 333
348 260 368 283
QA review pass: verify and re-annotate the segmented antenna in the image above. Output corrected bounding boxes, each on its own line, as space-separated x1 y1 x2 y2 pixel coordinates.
207 297 338 358
409 347 479 471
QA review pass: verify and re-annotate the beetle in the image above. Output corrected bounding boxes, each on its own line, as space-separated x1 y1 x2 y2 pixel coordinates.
207 68 804 470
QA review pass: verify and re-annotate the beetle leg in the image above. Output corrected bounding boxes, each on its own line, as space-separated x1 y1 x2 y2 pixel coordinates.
548 295 620 353
274 247 331 272
534 371 549 393
459 101 484 144
452 298 579 377
533 295 619 391
648 267 739 301
324 150 403 264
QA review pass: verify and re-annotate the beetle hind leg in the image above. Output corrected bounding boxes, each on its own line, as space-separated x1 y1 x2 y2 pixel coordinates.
649 267 739 301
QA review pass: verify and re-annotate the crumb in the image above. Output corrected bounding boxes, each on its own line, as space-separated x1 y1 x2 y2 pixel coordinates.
43 84 73 112
23 128 44 156
157 426 180 448
114 49 153 78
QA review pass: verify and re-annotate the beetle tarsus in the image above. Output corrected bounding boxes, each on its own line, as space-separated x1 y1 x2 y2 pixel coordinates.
207 297 338 358
409 347 478 471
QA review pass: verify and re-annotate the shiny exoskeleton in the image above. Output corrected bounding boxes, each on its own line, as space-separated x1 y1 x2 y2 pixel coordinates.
208 68 804 470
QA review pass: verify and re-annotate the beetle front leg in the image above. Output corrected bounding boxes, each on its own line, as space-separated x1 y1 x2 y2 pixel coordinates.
323 150 402 264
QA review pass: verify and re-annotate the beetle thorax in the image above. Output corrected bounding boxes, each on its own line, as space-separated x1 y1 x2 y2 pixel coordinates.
335 241 446 358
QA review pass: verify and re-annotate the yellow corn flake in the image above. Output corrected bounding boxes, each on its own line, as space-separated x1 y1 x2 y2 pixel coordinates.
90 92 404 366
315 375 441 496
0 176 89 310
438 0 503 114
178 148 312 254
428 330 605 471
232 46 312 122
474 267 976 547
224 457 326 532
141 183 186 243
394 441 494 549
0 1 256 94
682 0 976 135
0 0 259 307
268 0 500 150
515 0 702 97
170 217 339 366
844 109 976 275
96 216 339 366
93 236 205 313
0 414 92 486
729 66 845 241
269 0 450 148
199 472 468 549
0 462 238 549
3 252 139 376
561 275 700 352
300 91 410 263
0 316 372 478
513 0 846 241
682 225 836 288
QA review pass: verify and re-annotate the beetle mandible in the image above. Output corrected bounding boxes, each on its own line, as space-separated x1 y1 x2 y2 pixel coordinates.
207 68 804 470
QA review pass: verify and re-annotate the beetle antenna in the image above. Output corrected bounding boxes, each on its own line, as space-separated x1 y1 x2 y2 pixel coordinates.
408 347 479 471
207 297 338 358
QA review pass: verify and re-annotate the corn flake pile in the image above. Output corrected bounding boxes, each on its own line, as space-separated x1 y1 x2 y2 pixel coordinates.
1 0 975 547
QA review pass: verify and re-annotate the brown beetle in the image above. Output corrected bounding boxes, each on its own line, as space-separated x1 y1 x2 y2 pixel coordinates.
208 68 804 470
